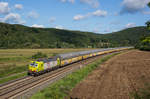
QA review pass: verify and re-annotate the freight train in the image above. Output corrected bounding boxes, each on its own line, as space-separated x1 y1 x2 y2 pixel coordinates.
28 47 130 76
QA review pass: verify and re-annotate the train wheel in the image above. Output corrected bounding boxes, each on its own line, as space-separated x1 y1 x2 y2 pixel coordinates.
33 74 37 77
27 72 30 76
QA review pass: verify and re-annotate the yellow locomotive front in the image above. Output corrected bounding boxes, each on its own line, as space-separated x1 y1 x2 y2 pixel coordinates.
28 61 38 75
28 61 44 76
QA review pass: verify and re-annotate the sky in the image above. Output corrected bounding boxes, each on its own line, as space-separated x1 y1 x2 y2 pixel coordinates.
0 0 150 33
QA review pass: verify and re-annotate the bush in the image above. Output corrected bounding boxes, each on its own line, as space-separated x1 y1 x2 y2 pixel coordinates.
51 53 57 56
135 36 150 51
32 52 47 59
131 83 150 99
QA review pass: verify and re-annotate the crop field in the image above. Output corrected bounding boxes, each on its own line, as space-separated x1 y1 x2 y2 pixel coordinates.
0 48 92 79
69 50 150 99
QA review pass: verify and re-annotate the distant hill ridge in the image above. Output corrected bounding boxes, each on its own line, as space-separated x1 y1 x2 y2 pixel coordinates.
0 22 149 48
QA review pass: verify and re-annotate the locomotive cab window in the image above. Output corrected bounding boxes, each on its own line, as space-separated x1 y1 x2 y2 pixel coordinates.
30 62 38 67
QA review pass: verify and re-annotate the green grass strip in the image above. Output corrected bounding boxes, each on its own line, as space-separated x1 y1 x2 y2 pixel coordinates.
0 72 27 84
130 83 150 99
0 65 27 78
31 52 121 99
0 56 30 62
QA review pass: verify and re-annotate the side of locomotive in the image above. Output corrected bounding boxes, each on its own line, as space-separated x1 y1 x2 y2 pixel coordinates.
28 57 61 76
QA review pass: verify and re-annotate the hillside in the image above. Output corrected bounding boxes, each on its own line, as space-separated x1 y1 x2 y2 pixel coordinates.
102 27 150 46
0 22 149 48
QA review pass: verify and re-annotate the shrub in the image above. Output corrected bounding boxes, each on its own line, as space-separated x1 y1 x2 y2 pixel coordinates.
32 52 47 59
51 53 57 56
131 84 150 99
135 36 150 51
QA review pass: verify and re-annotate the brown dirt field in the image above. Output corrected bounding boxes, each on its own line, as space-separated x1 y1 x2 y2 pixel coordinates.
69 50 150 99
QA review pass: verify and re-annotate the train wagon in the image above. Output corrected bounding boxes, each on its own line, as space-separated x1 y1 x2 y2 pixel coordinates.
28 47 131 76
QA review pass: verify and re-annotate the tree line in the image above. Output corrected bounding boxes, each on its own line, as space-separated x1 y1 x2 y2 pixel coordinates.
135 3 150 51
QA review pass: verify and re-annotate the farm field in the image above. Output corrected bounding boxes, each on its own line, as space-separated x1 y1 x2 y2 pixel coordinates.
69 50 150 99
0 48 92 79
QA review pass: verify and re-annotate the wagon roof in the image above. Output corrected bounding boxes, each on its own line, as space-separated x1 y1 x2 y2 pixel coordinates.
35 47 131 62
57 48 115 59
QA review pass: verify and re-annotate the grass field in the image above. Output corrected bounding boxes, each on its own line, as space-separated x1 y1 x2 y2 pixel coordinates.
0 48 92 79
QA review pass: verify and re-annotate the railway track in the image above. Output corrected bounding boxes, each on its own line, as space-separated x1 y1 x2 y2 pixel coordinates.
0 51 124 99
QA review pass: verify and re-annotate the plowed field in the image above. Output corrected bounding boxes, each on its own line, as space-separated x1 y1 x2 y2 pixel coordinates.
69 50 150 99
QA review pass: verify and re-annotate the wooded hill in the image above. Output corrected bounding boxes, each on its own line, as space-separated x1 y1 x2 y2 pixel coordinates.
0 22 149 48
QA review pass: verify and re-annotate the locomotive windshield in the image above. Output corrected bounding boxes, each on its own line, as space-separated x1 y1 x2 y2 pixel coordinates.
30 62 38 67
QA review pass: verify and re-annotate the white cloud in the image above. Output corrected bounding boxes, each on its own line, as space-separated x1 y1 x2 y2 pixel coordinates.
31 24 44 28
92 10 107 17
60 0 99 7
55 25 64 29
0 13 25 24
80 0 99 8
0 2 25 24
60 0 66 2
112 30 118 32
0 2 10 14
73 10 107 21
143 11 150 14
126 23 136 28
28 11 39 19
60 0 75 3
73 14 86 20
69 0 75 3
120 0 150 14
14 4 23 10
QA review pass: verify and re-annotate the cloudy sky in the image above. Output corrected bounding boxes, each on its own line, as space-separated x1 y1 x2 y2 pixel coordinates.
0 0 150 33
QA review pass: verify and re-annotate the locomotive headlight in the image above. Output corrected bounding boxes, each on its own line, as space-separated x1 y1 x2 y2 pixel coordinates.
33 70 36 72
